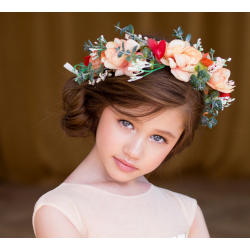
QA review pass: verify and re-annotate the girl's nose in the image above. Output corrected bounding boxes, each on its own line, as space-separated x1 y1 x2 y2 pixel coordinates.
123 135 144 160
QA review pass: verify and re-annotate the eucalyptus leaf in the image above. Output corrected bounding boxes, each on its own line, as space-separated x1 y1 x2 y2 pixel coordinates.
132 45 138 54
185 33 191 42
88 62 93 71
117 51 123 58
88 40 93 47
128 24 134 34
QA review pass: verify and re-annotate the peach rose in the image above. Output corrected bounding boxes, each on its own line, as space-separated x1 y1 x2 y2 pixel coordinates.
102 38 140 76
207 68 235 93
115 52 144 77
89 56 102 69
160 39 202 82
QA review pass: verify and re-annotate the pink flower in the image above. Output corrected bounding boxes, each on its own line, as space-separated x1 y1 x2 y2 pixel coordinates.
207 68 235 93
102 38 140 76
115 52 144 76
160 40 202 82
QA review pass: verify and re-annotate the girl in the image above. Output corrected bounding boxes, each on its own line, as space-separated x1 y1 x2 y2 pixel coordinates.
32 23 235 238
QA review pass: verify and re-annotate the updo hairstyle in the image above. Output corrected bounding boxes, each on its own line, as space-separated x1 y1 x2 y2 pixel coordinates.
61 62 205 164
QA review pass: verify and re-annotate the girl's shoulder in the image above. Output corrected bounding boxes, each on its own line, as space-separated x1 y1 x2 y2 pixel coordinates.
32 184 83 237
153 185 197 227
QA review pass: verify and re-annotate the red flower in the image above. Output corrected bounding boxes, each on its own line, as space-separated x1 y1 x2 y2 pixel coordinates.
219 92 231 99
201 53 214 67
147 38 166 62
84 55 91 66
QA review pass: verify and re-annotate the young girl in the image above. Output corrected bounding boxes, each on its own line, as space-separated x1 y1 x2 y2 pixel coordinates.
32 23 235 238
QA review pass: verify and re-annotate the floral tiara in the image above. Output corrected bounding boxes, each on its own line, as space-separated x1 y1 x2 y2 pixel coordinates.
64 22 236 129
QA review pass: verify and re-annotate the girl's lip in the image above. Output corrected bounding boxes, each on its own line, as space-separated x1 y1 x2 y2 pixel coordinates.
114 157 137 169
113 157 138 172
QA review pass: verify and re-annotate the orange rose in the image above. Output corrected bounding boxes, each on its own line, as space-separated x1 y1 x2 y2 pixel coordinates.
207 68 235 93
160 39 202 82
102 38 140 75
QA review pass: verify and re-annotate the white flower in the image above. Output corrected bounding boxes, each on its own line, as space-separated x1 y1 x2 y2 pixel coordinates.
128 76 143 82
89 48 98 52
101 35 105 42
88 80 95 85
138 34 142 39
125 34 131 40
193 38 203 51
128 59 152 72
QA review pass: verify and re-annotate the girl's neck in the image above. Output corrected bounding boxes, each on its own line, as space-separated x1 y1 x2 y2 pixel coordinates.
64 143 149 187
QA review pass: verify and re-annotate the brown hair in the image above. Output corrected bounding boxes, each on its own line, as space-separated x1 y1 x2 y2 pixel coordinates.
61 65 205 164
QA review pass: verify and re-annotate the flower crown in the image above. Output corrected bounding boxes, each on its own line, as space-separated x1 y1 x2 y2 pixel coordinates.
64 22 235 129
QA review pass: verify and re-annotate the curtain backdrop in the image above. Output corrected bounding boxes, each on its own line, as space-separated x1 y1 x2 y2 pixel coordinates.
1 13 250 184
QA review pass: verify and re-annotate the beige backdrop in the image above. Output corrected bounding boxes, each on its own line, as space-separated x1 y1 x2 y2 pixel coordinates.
1 13 250 184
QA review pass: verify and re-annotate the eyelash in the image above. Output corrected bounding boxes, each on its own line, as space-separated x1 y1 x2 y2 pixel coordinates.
118 119 168 144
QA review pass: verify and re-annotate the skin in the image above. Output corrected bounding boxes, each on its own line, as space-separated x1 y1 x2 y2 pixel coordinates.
35 106 210 238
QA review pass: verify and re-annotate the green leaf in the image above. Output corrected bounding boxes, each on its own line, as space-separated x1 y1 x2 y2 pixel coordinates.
185 33 191 42
195 62 208 73
177 26 182 31
126 56 132 62
198 70 206 79
210 91 220 99
172 32 176 36
122 42 125 52
128 24 134 34
208 117 218 129
88 40 93 47
209 48 215 55
117 22 120 27
200 116 209 126
117 51 123 58
178 30 184 36
126 49 130 54
88 62 93 71
212 100 223 111
143 47 148 58
120 27 127 37
115 46 121 52
89 72 94 82
202 77 210 83
132 45 138 54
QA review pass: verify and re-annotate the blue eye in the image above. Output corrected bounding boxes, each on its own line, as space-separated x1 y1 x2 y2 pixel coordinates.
151 135 167 144
120 120 133 129
118 120 168 144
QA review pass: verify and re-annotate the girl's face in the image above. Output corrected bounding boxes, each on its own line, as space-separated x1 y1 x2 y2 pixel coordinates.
95 106 184 183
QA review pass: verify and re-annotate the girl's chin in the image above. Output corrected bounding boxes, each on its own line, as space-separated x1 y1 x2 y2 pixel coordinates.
106 167 137 183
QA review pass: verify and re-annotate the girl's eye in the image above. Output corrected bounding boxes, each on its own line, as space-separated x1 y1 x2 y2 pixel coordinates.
118 120 168 144
151 135 167 144
119 120 133 129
